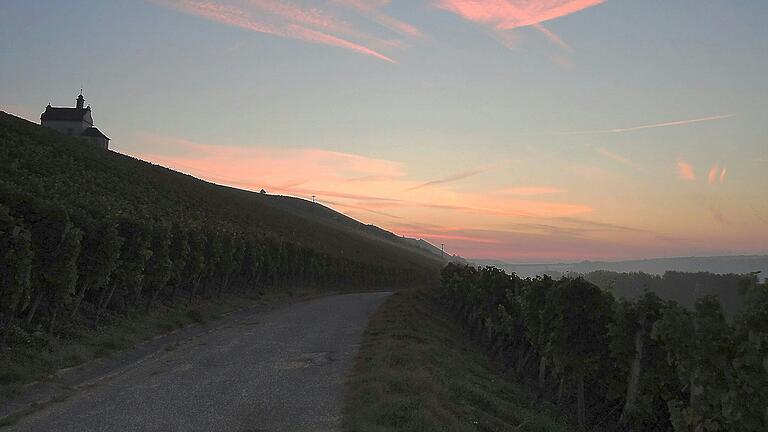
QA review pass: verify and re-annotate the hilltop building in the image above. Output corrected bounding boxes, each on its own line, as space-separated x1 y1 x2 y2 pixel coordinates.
40 92 110 149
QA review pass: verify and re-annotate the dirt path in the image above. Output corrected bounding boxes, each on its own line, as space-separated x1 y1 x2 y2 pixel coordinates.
4 292 392 432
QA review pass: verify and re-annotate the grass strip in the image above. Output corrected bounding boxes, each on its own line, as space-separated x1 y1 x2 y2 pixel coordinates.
343 288 568 432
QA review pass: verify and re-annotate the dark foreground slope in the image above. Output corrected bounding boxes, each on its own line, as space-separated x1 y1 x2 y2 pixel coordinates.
0 112 441 272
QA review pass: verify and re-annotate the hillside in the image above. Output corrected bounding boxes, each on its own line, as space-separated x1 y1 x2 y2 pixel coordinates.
0 111 443 402
0 112 442 273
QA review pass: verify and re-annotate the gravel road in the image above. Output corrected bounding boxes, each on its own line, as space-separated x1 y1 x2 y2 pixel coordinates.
6 292 392 432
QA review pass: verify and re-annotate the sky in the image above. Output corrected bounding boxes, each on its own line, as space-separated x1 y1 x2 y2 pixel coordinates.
2 0 768 262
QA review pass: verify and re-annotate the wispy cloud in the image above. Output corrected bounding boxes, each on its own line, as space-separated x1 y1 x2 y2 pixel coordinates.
153 0 606 60
502 186 566 196
677 157 696 181
593 147 646 172
434 0 605 30
708 163 719 184
708 201 731 225
153 0 398 62
533 23 572 52
706 163 727 185
569 114 735 135
343 174 400 182
417 200 592 218
406 231 504 244
555 217 648 233
323 199 404 219
595 147 630 165
332 0 423 37
405 168 486 191
434 0 604 50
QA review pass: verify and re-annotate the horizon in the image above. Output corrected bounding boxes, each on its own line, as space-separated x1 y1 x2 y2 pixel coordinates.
2 0 767 262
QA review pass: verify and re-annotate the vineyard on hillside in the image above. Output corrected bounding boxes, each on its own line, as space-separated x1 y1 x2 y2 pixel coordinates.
0 112 436 355
440 263 768 432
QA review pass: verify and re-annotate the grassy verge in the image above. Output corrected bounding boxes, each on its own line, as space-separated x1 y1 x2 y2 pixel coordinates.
343 288 568 432
0 286 331 404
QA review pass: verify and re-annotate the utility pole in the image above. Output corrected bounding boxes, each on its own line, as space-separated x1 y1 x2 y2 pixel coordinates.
441 243 445 257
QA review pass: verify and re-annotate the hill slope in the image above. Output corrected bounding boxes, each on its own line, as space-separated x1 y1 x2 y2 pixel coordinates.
0 112 441 273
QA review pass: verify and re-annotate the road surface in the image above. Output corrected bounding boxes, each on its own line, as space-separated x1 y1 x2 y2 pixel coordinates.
7 292 391 432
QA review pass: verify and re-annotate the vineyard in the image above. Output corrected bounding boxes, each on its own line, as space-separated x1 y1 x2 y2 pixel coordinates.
440 263 768 431
0 112 437 359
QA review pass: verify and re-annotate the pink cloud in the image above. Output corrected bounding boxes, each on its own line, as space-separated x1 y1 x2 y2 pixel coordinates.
129 132 405 186
153 0 396 62
333 0 423 37
401 231 503 244
417 200 592 218
322 199 404 219
708 163 719 184
533 23 572 52
246 0 352 33
434 0 605 30
677 158 696 181
434 0 603 51
405 168 486 191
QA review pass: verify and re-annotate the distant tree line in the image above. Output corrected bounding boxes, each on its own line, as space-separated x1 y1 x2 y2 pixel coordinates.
440 263 767 431
583 270 746 317
0 184 425 349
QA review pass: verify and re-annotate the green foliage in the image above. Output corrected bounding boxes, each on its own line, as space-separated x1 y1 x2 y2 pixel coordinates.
110 218 152 307
144 224 172 308
725 275 768 430
610 291 676 430
167 224 189 287
45 223 83 322
0 205 32 348
440 263 768 431
72 218 123 316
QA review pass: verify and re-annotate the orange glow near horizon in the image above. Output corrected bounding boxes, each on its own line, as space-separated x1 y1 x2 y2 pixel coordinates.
120 130 768 262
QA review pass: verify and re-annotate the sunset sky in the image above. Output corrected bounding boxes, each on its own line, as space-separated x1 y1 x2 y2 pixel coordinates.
2 0 767 262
